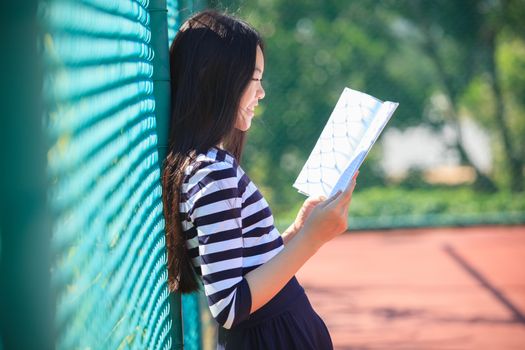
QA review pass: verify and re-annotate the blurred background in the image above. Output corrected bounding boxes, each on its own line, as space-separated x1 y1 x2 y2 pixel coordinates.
1 0 524 350
223 0 525 230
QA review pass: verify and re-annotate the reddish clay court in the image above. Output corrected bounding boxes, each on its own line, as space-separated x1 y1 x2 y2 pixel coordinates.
297 225 525 350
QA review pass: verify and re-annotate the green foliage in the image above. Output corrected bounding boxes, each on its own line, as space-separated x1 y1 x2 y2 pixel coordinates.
275 186 525 231
498 35 525 155
210 0 525 228
352 186 525 217
349 186 525 229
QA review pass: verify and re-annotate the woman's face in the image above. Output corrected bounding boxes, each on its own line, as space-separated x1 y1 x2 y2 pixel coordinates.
235 45 265 131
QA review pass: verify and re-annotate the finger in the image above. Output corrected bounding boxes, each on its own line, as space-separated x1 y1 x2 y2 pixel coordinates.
307 195 326 204
320 190 341 207
340 178 357 203
304 196 325 211
346 171 359 191
342 192 353 213
329 178 356 210
340 199 351 218
342 202 350 215
335 172 358 213
341 178 358 213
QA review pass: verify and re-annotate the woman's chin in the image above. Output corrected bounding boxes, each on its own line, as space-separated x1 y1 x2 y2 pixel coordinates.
235 116 253 131
236 123 251 132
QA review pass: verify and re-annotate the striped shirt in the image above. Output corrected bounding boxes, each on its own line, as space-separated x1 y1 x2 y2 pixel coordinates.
180 146 284 329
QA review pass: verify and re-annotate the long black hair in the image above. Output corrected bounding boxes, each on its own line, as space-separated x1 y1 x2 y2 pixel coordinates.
162 10 264 293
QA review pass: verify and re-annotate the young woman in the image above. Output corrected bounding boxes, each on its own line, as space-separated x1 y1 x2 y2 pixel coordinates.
162 10 358 350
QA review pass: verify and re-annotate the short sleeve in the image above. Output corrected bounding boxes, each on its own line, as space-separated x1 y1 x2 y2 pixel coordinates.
187 162 251 329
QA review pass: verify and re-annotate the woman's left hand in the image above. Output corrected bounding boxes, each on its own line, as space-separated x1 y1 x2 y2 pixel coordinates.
293 195 326 233
282 195 325 244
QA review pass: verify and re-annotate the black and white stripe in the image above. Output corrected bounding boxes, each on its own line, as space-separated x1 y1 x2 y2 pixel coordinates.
180 147 283 329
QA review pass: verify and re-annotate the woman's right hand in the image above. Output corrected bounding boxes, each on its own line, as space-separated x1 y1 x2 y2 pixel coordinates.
300 172 358 249
245 171 358 313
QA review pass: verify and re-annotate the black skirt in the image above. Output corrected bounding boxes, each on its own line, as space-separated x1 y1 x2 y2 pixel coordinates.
218 277 333 350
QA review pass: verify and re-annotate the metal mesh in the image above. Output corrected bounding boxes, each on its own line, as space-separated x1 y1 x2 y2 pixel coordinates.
167 0 180 44
42 0 171 349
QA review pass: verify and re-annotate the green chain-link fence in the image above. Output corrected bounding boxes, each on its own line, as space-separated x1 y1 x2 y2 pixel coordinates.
1 1 53 349
1 0 214 349
42 0 173 348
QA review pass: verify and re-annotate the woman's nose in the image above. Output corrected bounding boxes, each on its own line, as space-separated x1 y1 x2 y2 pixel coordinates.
257 84 265 100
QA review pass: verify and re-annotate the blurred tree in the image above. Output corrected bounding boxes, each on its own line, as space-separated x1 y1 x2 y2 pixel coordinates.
385 0 524 191
205 0 525 215
230 0 436 213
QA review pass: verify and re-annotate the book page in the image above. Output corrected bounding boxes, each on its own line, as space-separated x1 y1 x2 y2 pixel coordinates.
293 87 399 197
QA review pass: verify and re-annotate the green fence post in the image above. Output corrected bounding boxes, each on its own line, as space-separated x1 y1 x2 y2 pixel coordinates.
148 1 184 349
149 0 171 164
0 1 54 350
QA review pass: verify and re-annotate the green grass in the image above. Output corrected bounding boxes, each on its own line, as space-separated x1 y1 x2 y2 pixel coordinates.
274 186 525 231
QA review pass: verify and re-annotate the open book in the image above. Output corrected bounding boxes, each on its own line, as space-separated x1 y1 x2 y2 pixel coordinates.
293 87 399 197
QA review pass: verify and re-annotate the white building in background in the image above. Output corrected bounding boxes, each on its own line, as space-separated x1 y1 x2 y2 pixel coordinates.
381 118 492 184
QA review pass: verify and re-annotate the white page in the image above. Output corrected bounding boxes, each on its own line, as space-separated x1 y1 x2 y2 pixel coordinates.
293 87 399 197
